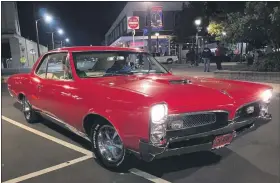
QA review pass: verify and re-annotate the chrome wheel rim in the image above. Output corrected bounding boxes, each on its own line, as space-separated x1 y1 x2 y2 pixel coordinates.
23 99 31 120
96 125 124 163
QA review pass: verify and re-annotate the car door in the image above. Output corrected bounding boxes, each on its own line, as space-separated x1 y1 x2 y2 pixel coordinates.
40 52 70 118
29 54 51 111
43 52 84 130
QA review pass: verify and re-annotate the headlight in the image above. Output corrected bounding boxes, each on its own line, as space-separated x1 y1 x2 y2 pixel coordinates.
150 104 168 124
150 103 168 146
260 89 273 103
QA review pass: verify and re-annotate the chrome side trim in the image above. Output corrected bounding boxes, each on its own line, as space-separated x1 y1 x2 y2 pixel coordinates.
40 112 90 142
168 110 230 117
8 89 14 98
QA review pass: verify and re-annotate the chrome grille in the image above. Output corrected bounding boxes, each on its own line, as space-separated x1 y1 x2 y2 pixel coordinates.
182 113 216 128
168 113 217 130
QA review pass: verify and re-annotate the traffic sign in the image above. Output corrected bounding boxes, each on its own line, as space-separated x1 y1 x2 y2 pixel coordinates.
143 28 148 35
127 16 139 30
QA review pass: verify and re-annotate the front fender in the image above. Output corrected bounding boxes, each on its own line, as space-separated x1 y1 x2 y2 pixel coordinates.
83 94 151 151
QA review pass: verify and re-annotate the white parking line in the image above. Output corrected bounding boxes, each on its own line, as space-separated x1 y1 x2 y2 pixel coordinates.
2 116 92 156
129 168 171 183
2 115 170 183
2 155 93 183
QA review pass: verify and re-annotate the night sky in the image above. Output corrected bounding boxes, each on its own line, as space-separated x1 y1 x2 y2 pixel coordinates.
17 1 127 47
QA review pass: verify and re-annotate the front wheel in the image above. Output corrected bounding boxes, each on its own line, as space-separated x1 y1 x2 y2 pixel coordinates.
91 122 127 170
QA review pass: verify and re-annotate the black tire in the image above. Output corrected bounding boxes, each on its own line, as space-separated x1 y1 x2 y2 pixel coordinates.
167 58 173 64
22 96 41 124
90 121 128 171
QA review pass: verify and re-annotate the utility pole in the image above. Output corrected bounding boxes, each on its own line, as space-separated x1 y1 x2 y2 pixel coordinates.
147 5 152 53
33 3 41 57
51 32 54 49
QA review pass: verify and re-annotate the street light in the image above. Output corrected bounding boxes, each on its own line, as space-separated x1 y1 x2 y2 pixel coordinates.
145 2 152 53
65 38 70 43
194 19 201 26
44 14 53 23
47 28 64 50
57 28 64 35
35 13 53 56
194 18 202 66
222 31 226 36
57 29 64 48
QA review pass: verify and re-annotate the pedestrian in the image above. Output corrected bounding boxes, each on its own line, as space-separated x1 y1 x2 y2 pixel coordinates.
201 47 212 72
215 42 224 70
254 49 259 64
188 48 195 66
20 56 26 68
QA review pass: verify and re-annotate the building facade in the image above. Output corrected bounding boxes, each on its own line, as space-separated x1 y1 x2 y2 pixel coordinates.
1 2 48 68
105 2 186 54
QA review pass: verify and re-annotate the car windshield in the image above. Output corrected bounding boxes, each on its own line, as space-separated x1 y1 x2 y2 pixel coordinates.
72 51 168 78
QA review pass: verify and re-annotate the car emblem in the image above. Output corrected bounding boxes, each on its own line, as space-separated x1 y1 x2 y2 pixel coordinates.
246 106 255 114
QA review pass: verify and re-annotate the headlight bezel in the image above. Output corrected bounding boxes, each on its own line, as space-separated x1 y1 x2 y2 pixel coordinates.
149 103 168 146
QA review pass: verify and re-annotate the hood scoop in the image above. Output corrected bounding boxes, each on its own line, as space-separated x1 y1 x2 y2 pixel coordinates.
169 79 192 85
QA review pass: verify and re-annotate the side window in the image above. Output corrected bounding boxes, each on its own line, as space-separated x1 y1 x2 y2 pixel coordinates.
46 52 72 81
35 55 49 78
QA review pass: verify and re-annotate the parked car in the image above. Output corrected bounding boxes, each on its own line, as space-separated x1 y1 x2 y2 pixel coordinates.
7 46 273 170
152 52 178 64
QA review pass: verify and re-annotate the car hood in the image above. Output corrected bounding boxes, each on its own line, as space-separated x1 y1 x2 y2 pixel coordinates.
94 74 265 113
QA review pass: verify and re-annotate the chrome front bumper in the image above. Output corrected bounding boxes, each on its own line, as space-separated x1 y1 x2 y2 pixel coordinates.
139 114 272 161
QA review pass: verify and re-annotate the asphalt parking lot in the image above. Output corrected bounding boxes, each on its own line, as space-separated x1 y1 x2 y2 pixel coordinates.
1 82 280 183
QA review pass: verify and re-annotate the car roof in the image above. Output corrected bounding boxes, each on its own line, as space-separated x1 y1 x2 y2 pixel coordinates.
49 46 145 53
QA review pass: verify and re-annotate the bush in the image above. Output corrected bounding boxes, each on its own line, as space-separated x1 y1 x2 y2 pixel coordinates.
253 52 280 72
231 54 246 62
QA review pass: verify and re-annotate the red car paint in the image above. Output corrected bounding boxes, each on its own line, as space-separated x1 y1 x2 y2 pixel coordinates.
7 46 272 152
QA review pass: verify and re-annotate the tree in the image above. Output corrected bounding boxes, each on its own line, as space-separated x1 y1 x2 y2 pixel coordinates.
269 6 280 49
207 21 225 41
223 2 280 49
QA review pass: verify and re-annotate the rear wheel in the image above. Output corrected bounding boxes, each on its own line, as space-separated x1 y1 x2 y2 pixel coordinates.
90 121 127 170
22 96 41 123
167 58 173 64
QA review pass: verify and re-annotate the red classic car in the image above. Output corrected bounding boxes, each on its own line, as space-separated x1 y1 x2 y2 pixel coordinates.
7 46 273 169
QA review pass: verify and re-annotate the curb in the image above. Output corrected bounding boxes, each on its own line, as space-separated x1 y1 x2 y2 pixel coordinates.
174 71 280 93
214 70 280 84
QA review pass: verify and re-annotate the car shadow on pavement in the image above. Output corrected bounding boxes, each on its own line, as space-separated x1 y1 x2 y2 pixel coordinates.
12 102 92 151
129 150 227 177
128 147 279 183
41 120 92 150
